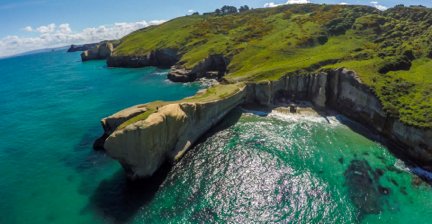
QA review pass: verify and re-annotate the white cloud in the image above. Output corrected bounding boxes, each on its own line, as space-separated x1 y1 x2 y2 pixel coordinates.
23 26 33 32
58 23 71 34
370 1 388 11
36 23 56 33
0 20 165 58
264 0 311 8
339 2 348 5
188 9 195 13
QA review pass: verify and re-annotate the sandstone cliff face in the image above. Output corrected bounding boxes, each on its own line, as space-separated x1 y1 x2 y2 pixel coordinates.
81 42 114 61
93 104 149 150
103 86 246 178
245 68 432 170
98 68 431 178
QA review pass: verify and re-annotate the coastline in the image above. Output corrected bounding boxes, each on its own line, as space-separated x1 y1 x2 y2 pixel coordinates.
96 68 431 178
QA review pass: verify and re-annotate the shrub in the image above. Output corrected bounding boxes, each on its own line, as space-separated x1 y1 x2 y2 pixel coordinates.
239 5 250 12
378 56 412 74
325 18 353 35
317 34 329 45
403 49 415 60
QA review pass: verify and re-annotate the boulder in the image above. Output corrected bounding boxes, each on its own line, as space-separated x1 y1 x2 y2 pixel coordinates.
167 67 194 82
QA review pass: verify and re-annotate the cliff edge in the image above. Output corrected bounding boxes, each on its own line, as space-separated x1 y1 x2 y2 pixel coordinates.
98 69 431 178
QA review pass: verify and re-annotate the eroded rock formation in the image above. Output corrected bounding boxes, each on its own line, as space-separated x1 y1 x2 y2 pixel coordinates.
103 86 246 178
97 68 432 178
107 50 228 82
168 54 229 82
81 42 114 61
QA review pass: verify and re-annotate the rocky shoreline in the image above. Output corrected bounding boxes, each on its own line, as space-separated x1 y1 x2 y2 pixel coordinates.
104 48 229 83
95 68 431 178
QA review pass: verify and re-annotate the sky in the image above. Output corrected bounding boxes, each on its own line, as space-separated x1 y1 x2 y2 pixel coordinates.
0 0 431 57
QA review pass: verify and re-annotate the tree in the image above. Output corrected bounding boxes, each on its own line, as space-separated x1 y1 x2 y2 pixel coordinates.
221 5 238 14
239 5 250 12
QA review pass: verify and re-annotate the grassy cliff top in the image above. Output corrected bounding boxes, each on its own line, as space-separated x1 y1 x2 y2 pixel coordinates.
114 4 432 128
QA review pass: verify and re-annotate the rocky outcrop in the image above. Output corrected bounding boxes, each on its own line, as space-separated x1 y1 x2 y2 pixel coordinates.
167 54 228 82
93 104 150 150
108 51 228 82
107 48 180 68
103 85 246 178
67 43 98 52
81 42 114 61
97 68 431 178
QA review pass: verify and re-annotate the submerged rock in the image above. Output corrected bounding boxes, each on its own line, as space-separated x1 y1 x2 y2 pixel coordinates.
344 159 386 218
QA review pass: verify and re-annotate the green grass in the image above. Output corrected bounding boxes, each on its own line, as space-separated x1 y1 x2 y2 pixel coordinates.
185 83 245 102
115 84 245 130
116 101 169 130
113 4 432 128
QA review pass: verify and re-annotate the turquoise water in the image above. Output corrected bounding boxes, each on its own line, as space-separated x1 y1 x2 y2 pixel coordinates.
1 51 432 224
128 110 432 223
0 51 199 223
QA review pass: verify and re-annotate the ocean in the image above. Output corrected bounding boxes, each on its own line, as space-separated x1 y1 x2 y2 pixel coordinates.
0 51 431 223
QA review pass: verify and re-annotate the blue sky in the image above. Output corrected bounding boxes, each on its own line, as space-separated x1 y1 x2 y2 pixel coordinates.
0 0 430 57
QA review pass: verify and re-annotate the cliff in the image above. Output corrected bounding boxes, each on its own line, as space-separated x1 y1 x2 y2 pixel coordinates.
102 84 246 178
244 69 432 170
67 43 98 52
107 50 229 82
98 69 431 178
81 42 115 61
106 48 179 68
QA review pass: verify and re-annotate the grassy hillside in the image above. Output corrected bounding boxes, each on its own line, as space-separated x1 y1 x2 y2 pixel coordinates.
113 4 432 128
